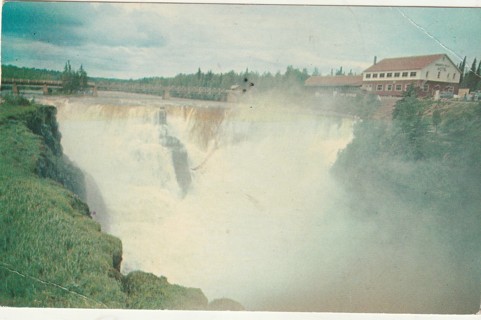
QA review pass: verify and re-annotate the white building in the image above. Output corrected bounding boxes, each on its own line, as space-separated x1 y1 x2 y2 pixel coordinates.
362 54 461 97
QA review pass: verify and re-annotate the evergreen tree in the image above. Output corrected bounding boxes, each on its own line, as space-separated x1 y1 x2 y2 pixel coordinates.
392 86 429 159
458 56 467 85
62 61 73 93
61 61 88 94
79 65 88 90
463 58 479 91
475 60 481 91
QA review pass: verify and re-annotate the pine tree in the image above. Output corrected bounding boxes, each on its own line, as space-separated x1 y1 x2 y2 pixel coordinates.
476 60 481 91
62 61 73 93
79 65 88 90
459 56 467 85
61 61 88 94
465 58 478 91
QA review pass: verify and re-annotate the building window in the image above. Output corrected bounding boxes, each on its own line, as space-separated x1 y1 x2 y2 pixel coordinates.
404 84 410 91
386 84 393 91
402 72 408 77
380 73 385 78
423 84 429 92
376 84 383 91
387 73 392 78
410 72 417 77
437 71 441 78
425 71 429 78
394 72 400 77
447 73 450 79
395 84 402 91
372 73 378 78
453 73 456 80
446 86 454 93
366 73 371 79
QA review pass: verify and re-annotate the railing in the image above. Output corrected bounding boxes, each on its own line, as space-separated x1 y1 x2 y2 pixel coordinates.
1 78 96 87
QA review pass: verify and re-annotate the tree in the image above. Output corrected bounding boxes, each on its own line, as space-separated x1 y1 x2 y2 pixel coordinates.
62 61 73 93
467 58 478 91
477 60 481 90
458 56 467 85
79 65 88 90
461 58 479 91
392 86 429 159
61 61 88 94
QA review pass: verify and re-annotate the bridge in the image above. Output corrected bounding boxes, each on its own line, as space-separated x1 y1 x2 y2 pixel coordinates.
1 78 98 96
2 78 242 102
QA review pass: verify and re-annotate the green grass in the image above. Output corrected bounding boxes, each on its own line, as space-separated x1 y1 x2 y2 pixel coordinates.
123 271 208 310
0 97 211 309
0 100 126 307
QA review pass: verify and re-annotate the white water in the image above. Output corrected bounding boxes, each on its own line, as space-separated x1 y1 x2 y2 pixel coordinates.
44 92 356 311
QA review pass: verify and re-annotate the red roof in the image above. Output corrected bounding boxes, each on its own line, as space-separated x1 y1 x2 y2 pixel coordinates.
305 75 363 87
364 54 446 72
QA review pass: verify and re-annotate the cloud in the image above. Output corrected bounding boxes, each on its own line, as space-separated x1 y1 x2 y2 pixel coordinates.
2 3 480 79
2 2 86 46
2 2 167 49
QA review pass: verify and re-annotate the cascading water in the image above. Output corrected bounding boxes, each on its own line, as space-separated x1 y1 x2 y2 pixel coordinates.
44 92 357 311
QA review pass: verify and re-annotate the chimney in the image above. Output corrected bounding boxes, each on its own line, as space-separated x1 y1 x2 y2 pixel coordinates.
373 56 377 65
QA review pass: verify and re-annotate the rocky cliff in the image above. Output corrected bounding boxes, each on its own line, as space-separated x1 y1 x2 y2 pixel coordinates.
0 97 215 309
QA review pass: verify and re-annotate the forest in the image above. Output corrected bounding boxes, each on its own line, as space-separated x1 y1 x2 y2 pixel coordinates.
331 88 481 313
2 56 480 100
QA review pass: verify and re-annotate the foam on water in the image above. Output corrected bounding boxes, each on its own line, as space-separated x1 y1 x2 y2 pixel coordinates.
49 93 355 310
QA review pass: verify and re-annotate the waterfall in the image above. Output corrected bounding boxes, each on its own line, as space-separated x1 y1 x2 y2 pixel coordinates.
47 92 355 311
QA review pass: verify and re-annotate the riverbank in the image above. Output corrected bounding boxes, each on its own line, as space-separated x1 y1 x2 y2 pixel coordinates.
0 95 228 309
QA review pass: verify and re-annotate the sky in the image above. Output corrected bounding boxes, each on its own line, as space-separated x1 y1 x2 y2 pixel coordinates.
1 1 481 79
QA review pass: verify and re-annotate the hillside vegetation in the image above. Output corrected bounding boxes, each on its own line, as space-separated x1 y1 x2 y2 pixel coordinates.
331 90 481 313
0 95 211 309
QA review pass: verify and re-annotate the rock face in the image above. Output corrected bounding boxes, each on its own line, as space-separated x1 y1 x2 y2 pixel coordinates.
24 105 87 201
123 271 208 310
208 298 245 311
0 100 213 309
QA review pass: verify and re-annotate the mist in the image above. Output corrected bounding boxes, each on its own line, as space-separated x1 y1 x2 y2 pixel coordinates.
38 91 480 313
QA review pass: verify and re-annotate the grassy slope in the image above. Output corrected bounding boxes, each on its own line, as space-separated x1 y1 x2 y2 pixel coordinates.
0 97 209 309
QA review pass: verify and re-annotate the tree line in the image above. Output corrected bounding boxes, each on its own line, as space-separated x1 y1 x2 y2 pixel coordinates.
2 62 90 94
458 56 481 92
2 65 62 81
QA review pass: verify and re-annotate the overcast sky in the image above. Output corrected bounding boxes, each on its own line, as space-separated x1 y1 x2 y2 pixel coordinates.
2 2 480 79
